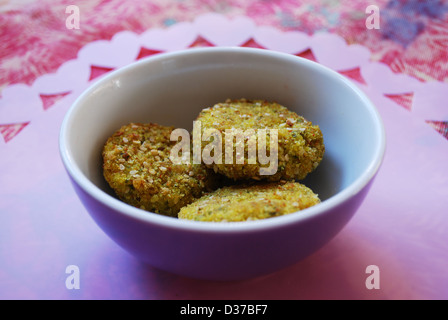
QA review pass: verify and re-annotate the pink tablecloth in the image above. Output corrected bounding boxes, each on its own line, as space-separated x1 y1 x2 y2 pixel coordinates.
1 1 447 300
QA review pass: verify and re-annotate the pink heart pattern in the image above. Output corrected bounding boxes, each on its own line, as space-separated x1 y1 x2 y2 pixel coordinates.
1 13 447 144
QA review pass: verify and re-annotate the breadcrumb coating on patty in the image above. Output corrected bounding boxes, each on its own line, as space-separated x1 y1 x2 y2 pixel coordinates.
102 99 325 221
195 98 325 181
178 180 320 222
102 122 218 217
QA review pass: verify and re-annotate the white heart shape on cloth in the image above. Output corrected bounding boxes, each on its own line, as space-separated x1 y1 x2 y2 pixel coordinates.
253 26 311 54
0 84 42 124
139 22 198 51
32 59 90 95
194 13 256 46
77 31 141 68
310 32 371 71
360 61 421 94
412 81 448 120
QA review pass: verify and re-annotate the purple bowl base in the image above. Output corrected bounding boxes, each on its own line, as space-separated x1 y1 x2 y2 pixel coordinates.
69 173 376 281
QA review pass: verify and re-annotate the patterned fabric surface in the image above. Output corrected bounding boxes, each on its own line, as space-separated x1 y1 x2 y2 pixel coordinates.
1 0 447 140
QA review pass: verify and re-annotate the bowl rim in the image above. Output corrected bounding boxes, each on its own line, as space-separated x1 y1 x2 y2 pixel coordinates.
59 46 386 234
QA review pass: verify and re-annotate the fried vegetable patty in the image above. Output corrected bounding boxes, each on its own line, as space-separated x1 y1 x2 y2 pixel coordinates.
178 181 320 222
102 122 217 217
195 99 325 181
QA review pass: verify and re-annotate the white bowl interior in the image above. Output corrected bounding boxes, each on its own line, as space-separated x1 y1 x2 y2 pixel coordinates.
64 47 383 212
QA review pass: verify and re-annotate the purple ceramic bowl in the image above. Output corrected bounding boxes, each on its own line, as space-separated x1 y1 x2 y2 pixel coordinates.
59 47 385 281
